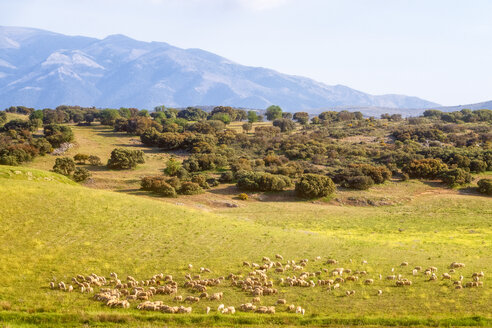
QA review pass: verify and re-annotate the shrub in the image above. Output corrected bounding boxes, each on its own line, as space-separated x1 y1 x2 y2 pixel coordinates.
154 182 177 197
74 153 90 164
344 176 374 190
0 111 6 125
179 182 204 195
295 174 336 198
273 118 296 132
440 168 472 186
164 157 181 176
140 176 177 197
88 155 102 166
220 171 235 183
53 157 76 176
43 124 74 148
238 193 249 200
477 179 492 195
470 159 487 173
73 167 91 182
107 148 145 170
402 158 448 179
191 174 210 189
237 171 292 192
166 176 182 191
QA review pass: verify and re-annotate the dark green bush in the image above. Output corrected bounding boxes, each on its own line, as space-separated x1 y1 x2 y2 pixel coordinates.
477 179 492 195
107 148 145 170
440 168 472 186
43 124 74 148
179 182 204 195
295 174 336 198
53 157 76 176
220 171 235 183
73 167 91 182
344 176 374 190
237 171 292 192
140 176 177 197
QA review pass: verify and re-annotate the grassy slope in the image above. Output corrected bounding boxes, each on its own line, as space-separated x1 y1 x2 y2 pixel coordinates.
0 166 491 327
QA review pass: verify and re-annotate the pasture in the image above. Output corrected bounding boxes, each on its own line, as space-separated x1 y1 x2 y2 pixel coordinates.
0 165 490 327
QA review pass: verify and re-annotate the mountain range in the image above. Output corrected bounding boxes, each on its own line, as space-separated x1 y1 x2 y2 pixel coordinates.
0 26 442 112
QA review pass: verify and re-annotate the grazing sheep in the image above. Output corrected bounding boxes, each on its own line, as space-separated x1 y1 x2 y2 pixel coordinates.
67 285 73 292
326 259 337 265
217 304 225 312
174 295 183 302
412 269 418 276
252 297 261 303
450 262 465 269
49 282 55 289
188 264 193 269
206 306 210 314
275 254 283 260
184 296 200 303
401 262 409 267
442 273 451 280
239 303 256 312
364 279 374 285
377 290 383 296
386 275 396 280
277 299 287 304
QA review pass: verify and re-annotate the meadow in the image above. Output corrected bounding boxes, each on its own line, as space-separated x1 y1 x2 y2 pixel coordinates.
0 108 491 327
0 163 490 327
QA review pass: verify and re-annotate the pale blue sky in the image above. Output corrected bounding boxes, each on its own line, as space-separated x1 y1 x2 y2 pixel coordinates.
1 0 491 106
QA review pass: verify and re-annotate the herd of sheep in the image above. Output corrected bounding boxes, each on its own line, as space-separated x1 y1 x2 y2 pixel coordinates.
48 256 485 315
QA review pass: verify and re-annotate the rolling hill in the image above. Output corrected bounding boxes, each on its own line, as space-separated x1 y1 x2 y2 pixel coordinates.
0 164 491 326
0 26 440 111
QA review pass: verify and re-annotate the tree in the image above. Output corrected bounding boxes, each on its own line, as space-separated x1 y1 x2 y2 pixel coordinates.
53 157 76 176
99 109 121 125
265 105 283 121
295 174 336 198
282 112 293 120
293 112 309 125
210 113 231 124
107 148 145 170
164 157 181 176
74 153 89 164
242 122 252 133
0 111 6 125
43 124 74 148
247 110 259 123
73 167 91 182
88 155 102 166
273 118 295 132
177 107 207 121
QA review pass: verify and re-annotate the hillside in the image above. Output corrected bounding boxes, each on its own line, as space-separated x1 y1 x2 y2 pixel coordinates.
0 26 439 111
433 100 492 112
0 165 491 326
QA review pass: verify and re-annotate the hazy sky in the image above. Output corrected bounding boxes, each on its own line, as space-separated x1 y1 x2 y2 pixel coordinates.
1 0 491 106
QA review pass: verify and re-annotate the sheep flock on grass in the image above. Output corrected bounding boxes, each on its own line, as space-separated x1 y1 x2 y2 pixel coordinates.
48 257 484 315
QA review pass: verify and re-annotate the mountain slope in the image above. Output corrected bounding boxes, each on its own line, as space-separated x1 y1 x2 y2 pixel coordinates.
0 26 439 111
433 100 492 112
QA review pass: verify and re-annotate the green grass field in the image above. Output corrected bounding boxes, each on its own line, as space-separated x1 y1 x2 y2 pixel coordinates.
0 164 491 327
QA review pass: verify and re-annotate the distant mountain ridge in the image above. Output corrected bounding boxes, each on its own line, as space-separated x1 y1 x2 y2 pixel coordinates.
0 26 440 111
432 100 492 112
